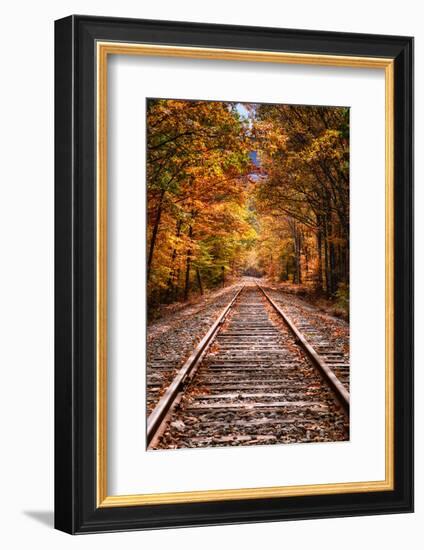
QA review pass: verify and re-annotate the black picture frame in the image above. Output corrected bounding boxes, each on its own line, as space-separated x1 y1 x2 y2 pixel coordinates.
55 14 414 534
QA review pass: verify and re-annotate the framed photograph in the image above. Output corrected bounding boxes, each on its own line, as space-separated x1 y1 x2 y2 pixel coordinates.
54 15 413 534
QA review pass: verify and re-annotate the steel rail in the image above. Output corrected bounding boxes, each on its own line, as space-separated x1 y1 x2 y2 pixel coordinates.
146 285 245 447
257 284 350 414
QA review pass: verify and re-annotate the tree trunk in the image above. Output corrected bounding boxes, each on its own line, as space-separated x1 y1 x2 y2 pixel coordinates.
316 225 323 291
196 267 203 295
329 238 336 294
147 189 165 281
173 268 181 301
344 233 350 284
298 231 302 284
323 217 331 297
294 230 302 284
304 242 309 280
183 225 193 301
166 218 182 299
327 217 336 295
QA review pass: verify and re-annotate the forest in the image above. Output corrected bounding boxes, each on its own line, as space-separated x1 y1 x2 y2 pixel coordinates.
146 98 349 313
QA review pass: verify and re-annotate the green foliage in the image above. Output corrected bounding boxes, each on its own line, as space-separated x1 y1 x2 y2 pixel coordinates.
335 283 349 314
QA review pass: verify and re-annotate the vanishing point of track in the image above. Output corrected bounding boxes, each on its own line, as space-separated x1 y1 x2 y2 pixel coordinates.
147 282 350 450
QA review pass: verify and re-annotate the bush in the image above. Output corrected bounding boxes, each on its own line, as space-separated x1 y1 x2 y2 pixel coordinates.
334 283 349 316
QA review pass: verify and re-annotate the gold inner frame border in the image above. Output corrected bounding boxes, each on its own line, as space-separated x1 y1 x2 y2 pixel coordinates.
96 41 394 508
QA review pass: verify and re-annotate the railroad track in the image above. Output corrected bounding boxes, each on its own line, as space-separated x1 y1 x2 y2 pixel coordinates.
147 283 349 450
146 285 244 415
260 288 350 392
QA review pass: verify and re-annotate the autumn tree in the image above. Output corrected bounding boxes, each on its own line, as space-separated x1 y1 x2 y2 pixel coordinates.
147 99 255 307
253 104 349 297
146 99 350 313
